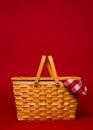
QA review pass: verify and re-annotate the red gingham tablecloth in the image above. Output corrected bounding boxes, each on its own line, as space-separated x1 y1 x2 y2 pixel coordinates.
63 79 87 95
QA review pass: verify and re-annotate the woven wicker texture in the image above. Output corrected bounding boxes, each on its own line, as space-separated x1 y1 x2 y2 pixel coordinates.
12 55 79 121
13 81 78 121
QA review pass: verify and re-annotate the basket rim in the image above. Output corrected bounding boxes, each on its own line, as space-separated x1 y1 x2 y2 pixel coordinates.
11 76 81 81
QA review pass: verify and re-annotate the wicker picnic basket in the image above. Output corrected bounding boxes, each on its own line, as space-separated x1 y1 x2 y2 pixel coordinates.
11 55 81 121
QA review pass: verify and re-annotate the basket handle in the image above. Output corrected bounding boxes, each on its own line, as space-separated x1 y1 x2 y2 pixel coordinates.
47 55 59 86
46 57 54 77
34 55 46 86
34 55 60 86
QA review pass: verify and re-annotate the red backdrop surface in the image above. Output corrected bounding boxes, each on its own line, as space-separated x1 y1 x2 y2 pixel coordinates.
0 0 93 130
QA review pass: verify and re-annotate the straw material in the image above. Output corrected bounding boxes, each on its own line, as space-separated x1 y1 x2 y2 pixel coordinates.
12 55 79 121
12 79 78 121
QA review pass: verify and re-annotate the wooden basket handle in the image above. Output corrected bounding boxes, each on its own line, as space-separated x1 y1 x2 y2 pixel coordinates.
35 55 46 86
34 55 60 86
47 55 60 86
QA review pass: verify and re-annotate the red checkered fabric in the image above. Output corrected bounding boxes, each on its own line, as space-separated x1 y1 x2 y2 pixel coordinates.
63 79 87 95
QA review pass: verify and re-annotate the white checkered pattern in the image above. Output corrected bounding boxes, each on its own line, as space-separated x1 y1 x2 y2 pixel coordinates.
63 79 87 95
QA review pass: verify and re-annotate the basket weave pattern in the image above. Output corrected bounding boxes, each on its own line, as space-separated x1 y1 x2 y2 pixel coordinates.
13 81 78 121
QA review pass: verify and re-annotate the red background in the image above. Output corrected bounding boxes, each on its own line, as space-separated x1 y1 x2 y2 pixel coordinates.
0 0 93 129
